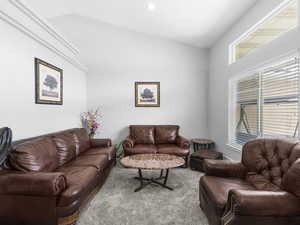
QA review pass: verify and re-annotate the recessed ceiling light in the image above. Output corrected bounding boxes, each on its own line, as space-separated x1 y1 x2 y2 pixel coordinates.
147 2 156 11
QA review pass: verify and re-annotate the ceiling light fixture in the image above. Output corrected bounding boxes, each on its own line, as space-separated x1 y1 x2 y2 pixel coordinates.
147 2 156 11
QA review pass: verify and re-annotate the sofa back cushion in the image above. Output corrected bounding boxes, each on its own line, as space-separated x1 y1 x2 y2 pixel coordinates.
282 158 300 198
9 137 59 172
52 132 77 166
130 125 155 144
155 125 179 144
242 139 300 191
71 128 91 154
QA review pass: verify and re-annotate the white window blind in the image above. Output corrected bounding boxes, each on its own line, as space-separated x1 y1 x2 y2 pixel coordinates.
262 58 299 138
234 74 259 145
231 55 299 147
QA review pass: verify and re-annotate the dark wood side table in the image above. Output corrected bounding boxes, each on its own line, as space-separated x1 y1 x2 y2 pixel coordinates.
191 139 215 152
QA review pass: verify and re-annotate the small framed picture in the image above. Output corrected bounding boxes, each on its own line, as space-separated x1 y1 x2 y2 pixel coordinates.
135 82 160 107
35 58 63 105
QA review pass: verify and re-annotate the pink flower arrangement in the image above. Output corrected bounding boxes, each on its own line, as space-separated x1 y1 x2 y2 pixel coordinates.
81 108 101 137
91 122 99 129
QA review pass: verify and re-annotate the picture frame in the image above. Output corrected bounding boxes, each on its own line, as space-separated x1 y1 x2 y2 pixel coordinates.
35 58 63 105
135 82 160 107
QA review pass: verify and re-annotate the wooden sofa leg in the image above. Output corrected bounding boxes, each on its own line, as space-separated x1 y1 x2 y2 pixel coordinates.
58 211 79 225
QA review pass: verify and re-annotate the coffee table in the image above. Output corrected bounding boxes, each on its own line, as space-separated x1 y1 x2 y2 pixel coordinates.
120 154 185 192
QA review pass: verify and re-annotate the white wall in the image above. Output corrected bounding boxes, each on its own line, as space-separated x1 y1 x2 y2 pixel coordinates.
208 0 300 160
51 15 209 143
0 18 87 140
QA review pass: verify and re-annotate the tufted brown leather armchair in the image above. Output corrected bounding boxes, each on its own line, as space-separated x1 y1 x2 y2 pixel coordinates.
199 138 300 225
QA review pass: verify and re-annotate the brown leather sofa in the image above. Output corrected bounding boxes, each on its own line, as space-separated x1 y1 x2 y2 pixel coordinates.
123 125 190 166
199 138 300 225
0 128 116 225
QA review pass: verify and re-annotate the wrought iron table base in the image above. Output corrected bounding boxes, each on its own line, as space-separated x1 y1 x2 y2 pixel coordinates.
134 168 173 192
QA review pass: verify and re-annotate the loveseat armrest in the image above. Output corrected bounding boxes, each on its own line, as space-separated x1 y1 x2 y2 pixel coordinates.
225 190 300 217
122 136 135 149
0 171 66 196
176 136 190 149
203 159 246 179
90 138 112 148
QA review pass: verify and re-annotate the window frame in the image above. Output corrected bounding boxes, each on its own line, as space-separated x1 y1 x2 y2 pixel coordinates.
228 51 300 150
229 0 298 64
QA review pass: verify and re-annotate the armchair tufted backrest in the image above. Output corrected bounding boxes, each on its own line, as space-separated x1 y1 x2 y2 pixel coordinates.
241 138 300 191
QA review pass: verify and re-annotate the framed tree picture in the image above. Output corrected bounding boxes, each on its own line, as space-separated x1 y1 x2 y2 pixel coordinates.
135 82 160 107
35 58 63 105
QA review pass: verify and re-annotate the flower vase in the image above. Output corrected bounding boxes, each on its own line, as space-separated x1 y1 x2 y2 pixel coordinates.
89 130 95 139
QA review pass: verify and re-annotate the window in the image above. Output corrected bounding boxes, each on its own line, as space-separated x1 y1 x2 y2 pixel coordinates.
229 54 299 148
233 74 259 145
230 0 298 64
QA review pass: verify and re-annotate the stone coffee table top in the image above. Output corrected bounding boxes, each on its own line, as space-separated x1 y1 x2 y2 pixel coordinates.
120 154 185 170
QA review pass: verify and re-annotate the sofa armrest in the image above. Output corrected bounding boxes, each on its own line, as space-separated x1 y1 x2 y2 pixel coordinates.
0 172 66 196
122 136 135 149
90 138 112 148
176 136 190 149
203 159 246 179
225 190 300 217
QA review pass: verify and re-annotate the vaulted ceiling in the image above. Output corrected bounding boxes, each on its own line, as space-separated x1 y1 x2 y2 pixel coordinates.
26 0 258 48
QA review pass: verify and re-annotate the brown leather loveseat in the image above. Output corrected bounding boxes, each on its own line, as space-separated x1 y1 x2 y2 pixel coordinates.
199 138 300 225
123 125 190 166
0 128 116 225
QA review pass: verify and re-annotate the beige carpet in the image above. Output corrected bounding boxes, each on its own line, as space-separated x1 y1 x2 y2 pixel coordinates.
77 166 209 225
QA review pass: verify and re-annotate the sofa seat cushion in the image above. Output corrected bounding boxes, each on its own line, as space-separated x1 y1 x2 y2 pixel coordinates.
9 137 59 172
155 125 179 144
82 147 116 161
65 154 109 171
130 125 155 144
126 144 157 155
56 166 99 207
200 176 255 212
157 144 189 157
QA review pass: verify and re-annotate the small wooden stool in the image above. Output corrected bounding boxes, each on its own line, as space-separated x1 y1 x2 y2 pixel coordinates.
191 139 215 152
190 150 223 172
